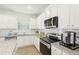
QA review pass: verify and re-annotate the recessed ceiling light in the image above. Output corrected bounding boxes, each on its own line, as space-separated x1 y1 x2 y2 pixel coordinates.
27 6 32 9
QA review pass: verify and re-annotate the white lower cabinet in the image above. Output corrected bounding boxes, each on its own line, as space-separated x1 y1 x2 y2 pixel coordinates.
34 36 40 52
17 36 34 48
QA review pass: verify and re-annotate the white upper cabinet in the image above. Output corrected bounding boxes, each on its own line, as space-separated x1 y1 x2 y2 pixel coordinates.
36 4 79 29
50 5 58 17
58 5 70 29
58 4 79 29
41 12 46 29
36 15 42 29
70 5 79 29
45 6 51 19
30 18 37 29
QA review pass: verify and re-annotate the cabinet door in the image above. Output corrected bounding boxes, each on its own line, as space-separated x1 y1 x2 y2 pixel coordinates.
70 5 79 29
41 13 45 29
45 6 51 19
58 5 70 29
34 37 40 52
17 36 34 48
30 18 37 29
50 5 58 17
36 16 42 29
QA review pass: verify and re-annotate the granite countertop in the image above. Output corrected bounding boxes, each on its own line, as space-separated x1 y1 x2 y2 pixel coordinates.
0 39 16 55
51 42 79 55
17 34 38 36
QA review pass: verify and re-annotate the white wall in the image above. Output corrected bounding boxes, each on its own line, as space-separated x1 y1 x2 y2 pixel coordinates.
0 14 17 29
0 10 36 28
0 10 36 35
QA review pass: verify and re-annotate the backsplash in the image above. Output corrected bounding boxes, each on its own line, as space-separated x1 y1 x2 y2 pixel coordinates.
39 28 61 35
37 28 79 36
62 28 79 36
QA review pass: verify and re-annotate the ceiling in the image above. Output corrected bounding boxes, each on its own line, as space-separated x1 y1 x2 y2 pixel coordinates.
0 4 49 16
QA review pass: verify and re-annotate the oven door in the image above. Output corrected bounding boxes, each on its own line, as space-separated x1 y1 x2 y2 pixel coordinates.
40 40 51 55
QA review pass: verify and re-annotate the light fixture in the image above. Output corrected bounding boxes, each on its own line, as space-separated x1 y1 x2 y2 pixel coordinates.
27 6 32 10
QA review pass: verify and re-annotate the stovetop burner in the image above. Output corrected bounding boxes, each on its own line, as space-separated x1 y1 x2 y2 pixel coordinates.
41 37 60 44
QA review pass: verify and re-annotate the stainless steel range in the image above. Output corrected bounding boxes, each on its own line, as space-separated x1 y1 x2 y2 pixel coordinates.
40 33 60 55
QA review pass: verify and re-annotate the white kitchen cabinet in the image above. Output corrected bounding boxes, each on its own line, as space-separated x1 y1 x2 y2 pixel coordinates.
45 6 51 19
30 18 37 29
41 13 46 29
36 4 79 29
70 5 79 29
34 36 40 52
36 12 46 29
17 36 34 48
58 5 70 29
50 5 58 17
36 15 42 29
51 46 62 55
58 5 79 29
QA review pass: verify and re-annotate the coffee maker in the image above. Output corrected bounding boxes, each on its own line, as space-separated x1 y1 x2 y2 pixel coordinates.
60 31 79 50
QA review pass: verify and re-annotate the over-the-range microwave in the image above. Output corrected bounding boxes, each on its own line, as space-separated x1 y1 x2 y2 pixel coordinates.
44 16 58 29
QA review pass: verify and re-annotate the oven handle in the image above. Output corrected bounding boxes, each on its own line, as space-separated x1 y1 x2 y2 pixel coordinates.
41 41 51 49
